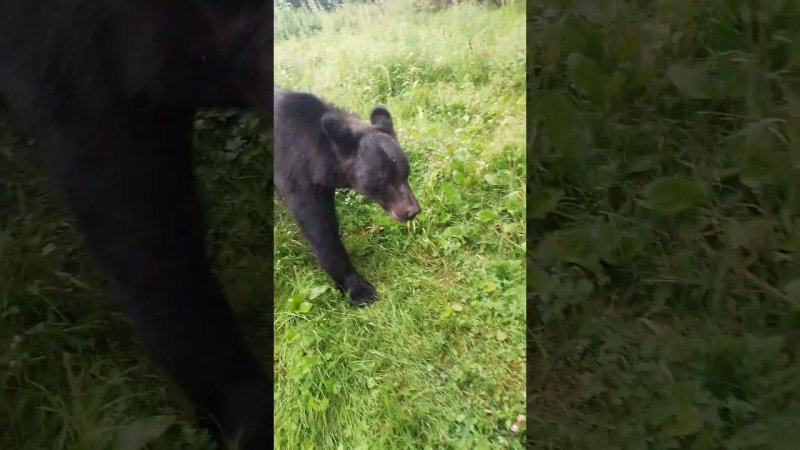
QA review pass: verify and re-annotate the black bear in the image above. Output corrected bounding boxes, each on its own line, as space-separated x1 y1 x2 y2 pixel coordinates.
274 86 420 306
1 1 272 448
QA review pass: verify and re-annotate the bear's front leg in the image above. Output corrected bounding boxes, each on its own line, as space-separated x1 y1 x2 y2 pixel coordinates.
286 188 377 306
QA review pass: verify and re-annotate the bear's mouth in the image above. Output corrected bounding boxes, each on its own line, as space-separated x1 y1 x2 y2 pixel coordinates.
388 209 405 222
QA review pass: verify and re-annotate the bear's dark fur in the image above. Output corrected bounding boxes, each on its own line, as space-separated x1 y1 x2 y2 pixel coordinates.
0 1 272 448
274 86 420 306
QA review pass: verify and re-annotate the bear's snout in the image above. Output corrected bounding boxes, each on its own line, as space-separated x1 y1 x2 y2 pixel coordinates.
398 202 420 222
388 187 420 222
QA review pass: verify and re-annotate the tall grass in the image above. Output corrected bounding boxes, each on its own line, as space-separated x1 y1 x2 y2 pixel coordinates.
274 1 526 448
530 1 800 449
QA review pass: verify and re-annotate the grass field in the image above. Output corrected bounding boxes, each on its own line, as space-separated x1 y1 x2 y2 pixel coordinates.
530 2 800 449
274 1 526 449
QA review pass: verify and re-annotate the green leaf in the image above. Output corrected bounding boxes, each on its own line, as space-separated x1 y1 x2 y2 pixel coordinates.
309 397 329 412
667 62 712 99
287 292 305 311
451 303 464 312
791 32 800 67
441 305 453 319
307 285 328 300
606 232 644 264
641 177 708 214
113 416 174 450
714 56 749 99
224 136 245 151
441 184 459 205
527 266 557 294
575 0 619 24
476 210 498 222
726 219 772 251
528 189 563 219
298 302 313 313
484 173 503 185
623 154 663 175
556 14 605 61
537 224 613 264
661 404 703 437
453 170 466 185
537 91 592 157
567 53 606 101
536 223 616 281
785 279 800 309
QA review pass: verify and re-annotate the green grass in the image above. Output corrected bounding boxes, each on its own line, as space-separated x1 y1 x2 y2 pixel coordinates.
274 1 526 449
530 1 800 449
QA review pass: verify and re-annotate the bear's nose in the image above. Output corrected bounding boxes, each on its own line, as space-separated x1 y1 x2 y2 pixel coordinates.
405 204 420 220
390 203 420 222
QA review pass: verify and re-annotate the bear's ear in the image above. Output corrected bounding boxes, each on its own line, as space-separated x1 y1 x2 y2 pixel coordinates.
370 107 395 137
321 113 358 156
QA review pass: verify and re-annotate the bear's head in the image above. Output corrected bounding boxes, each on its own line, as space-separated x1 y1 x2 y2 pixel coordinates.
321 107 420 222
